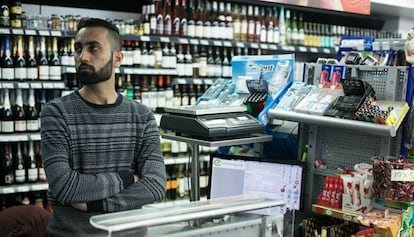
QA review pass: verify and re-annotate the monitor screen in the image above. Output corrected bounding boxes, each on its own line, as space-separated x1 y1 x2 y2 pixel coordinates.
208 154 304 214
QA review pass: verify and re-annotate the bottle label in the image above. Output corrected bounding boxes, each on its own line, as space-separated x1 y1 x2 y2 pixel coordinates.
61 55 71 66
27 68 38 80
38 65 49 80
187 24 195 38
2 68 14 80
147 55 155 68
195 25 203 38
199 175 208 188
15 169 25 183
1 121 14 133
157 93 166 108
28 168 37 182
26 119 40 131
49 66 61 80
15 120 26 132
133 50 141 65
39 167 47 181
161 57 169 68
15 67 27 80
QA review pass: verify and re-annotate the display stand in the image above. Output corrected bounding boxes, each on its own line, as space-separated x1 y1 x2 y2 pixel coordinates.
162 133 273 201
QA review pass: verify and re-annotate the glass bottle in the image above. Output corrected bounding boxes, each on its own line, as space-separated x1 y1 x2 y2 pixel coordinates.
14 35 26 81
172 0 180 37
186 0 195 37
26 88 39 132
179 0 187 37
27 140 37 183
14 142 25 184
14 88 26 133
3 143 14 185
2 35 14 80
1 88 14 133
37 36 49 80
49 37 61 80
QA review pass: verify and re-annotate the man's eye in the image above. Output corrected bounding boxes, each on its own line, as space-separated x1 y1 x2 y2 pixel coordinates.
74 47 82 53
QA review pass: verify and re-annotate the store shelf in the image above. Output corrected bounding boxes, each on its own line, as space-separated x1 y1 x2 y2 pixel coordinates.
0 132 41 142
0 81 65 89
268 101 409 137
312 204 365 225
0 182 48 194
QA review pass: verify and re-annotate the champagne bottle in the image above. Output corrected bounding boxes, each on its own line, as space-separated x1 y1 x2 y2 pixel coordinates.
14 88 26 133
37 36 49 80
1 89 14 133
2 35 14 80
26 36 37 80
14 142 25 184
26 88 39 132
27 140 37 183
14 35 26 81
49 37 61 80
2 144 14 185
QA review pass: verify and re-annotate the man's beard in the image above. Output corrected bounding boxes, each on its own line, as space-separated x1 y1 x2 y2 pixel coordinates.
76 58 113 86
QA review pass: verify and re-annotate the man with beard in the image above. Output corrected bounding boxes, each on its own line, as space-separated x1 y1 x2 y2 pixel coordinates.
40 18 166 236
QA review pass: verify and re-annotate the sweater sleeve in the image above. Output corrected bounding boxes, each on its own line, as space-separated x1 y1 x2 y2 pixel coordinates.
40 102 134 204
88 110 166 212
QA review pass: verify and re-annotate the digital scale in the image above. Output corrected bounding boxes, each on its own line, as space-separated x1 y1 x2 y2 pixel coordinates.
160 106 264 139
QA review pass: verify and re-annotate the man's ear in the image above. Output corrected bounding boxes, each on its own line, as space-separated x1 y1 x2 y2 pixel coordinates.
113 50 124 67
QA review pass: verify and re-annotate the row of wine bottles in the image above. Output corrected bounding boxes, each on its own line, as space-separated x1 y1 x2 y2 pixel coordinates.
0 141 45 186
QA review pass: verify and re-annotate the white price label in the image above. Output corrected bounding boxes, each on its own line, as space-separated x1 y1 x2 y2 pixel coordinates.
140 36 150 42
298 46 307 52
25 29 37 35
177 78 187 84
213 41 222 47
310 47 318 53
160 37 170 43
200 39 209 45
323 48 331 54
0 28 10 34
204 79 213 84
17 186 30 192
391 169 414 182
236 42 244 48
2 82 14 89
250 43 258 48
190 39 199 44
54 82 66 89
269 44 277 50
223 41 232 47
193 79 202 84
2 187 14 194
17 82 30 88
324 210 332 216
43 82 54 89
179 38 189 44
38 30 50 36
51 31 62 37
30 83 42 89
281 46 289 51
124 68 134 74
12 29 24 35
260 44 268 49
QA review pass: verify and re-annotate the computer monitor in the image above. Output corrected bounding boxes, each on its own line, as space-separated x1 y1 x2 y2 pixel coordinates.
208 153 304 214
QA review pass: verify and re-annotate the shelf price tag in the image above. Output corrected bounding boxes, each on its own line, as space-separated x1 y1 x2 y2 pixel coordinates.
391 169 414 181
12 29 24 35
213 41 222 47
38 30 50 36
16 186 30 193
200 39 209 45
17 82 30 89
323 48 331 54
223 41 232 47
54 82 66 89
42 82 54 89
269 44 277 50
204 79 213 85
1 187 14 194
236 42 244 48
160 37 170 43
140 36 150 42
0 28 10 34
179 38 189 44
250 43 259 48
30 83 42 89
193 79 202 84
176 78 187 84
310 47 318 53
2 82 14 89
124 68 134 74
51 31 62 37
25 29 37 35
260 44 268 49
324 209 332 216
189 39 199 45
298 46 307 52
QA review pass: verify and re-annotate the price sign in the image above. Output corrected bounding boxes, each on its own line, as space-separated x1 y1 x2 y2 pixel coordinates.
310 47 318 53
260 44 268 49
140 36 150 42
298 46 307 52
25 29 37 35
160 37 170 43
42 82 54 89
281 46 289 51
213 41 222 47
193 79 202 84
204 79 213 85
189 39 199 45
54 82 66 89
250 43 259 48
269 44 277 50
200 39 209 45
1 187 14 194
16 186 30 193
391 169 414 182
0 28 10 34
2 82 14 89
17 82 30 89
342 214 352 221
177 78 187 84
236 42 244 48
51 31 62 37
30 83 42 89
223 41 232 47
323 48 331 54
38 30 50 36
179 38 189 44
124 68 134 74
12 29 24 35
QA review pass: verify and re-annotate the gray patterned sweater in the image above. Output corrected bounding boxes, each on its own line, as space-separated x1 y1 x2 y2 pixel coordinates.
40 90 166 236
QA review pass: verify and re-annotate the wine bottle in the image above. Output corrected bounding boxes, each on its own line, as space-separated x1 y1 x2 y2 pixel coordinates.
26 36 37 80
26 89 39 132
2 35 14 80
14 141 26 184
14 88 26 133
27 140 37 183
35 141 46 182
2 143 14 185
49 37 61 80
14 35 26 81
1 89 14 133
37 36 49 80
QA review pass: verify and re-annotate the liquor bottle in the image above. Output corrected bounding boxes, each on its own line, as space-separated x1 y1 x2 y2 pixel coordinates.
176 44 185 77
172 0 180 37
203 0 211 39
259 7 267 43
247 5 255 41
35 141 46 182
273 7 280 45
218 2 226 39
68 38 75 66
60 40 70 66
298 13 305 46
147 42 155 68
156 0 164 36
14 88 26 133
27 140 37 183
179 0 187 37
176 164 186 199
169 164 178 200
123 74 134 99
164 75 173 108
156 75 166 108
210 1 218 39
163 0 172 36
147 4 156 35
49 37 61 80
195 0 203 38
222 48 231 78
291 11 299 45
206 47 214 78
168 43 177 69
0 0 9 27
186 0 195 37
254 6 261 42
165 165 172 200
198 46 207 78
279 6 286 46
140 76 150 107
132 41 141 67
37 36 49 80
240 5 248 41
285 9 292 45
214 47 222 77
140 42 148 68
1 89 14 133
26 36 37 80
14 35 26 81
180 84 189 106
161 43 169 69
142 5 150 35
266 7 274 43
232 4 241 41
14 142 25 184
2 143 14 185
191 45 200 78
199 161 208 197
26 89 39 132
2 35 14 80
225 3 233 40
184 44 192 78
188 84 196 105
154 42 162 69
